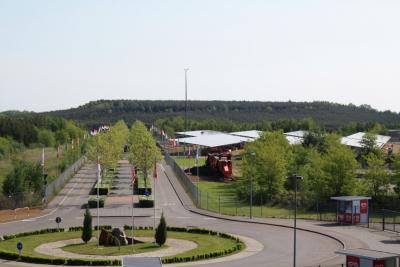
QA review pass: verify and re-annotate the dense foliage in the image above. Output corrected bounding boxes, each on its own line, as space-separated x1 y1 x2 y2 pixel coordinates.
238 131 398 209
128 121 162 188
43 100 400 130
1 160 43 207
0 112 84 147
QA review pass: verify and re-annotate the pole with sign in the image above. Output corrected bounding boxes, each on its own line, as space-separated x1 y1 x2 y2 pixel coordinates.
55 217 62 231
17 242 23 258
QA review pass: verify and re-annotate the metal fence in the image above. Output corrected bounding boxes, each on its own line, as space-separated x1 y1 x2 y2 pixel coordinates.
164 153 199 206
368 209 400 233
164 152 339 220
45 156 86 201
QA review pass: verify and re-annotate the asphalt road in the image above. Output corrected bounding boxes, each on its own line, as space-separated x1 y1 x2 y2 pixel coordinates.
0 160 344 267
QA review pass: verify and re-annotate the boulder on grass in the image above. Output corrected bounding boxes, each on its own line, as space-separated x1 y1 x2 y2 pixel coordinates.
99 229 112 246
111 228 128 246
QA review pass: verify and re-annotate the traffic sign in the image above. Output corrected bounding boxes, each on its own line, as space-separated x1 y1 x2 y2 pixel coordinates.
55 217 62 224
17 242 23 251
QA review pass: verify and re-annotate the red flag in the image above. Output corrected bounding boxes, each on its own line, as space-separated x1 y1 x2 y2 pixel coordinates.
153 160 158 179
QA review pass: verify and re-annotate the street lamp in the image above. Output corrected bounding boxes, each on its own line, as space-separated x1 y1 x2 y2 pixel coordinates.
287 174 303 267
245 152 256 219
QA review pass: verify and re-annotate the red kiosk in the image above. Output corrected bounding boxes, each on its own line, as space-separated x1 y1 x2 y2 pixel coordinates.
331 196 371 225
336 248 399 267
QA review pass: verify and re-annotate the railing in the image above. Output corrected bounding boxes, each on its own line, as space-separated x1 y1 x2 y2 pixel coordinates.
368 209 400 233
164 153 199 206
45 156 86 202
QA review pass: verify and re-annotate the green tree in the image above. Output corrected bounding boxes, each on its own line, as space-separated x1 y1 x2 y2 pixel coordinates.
155 212 167 246
240 131 291 202
128 121 162 188
360 133 382 163
364 154 390 197
37 129 56 147
81 208 92 244
322 139 358 196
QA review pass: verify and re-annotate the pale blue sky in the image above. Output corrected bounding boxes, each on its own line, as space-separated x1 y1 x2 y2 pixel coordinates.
1 0 399 112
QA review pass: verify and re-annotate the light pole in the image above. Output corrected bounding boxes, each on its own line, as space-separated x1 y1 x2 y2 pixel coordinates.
287 174 303 267
246 152 256 219
184 68 189 158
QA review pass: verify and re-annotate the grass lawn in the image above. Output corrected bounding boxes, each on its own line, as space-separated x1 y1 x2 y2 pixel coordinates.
0 229 243 260
172 156 206 169
0 147 61 196
197 180 336 221
63 239 163 256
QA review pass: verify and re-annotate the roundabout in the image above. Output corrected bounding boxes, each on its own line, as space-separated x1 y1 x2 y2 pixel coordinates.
0 227 254 265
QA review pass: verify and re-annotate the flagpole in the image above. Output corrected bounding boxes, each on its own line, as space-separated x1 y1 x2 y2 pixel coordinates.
153 159 157 232
197 146 200 207
97 156 100 247
131 166 135 252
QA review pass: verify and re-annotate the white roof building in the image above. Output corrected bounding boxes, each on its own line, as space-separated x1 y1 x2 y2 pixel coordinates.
230 130 263 139
341 132 391 149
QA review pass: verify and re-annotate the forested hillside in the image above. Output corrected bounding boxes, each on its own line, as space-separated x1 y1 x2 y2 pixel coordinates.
43 100 400 130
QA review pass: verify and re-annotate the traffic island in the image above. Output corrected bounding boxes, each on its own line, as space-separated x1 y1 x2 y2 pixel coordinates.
0 226 246 266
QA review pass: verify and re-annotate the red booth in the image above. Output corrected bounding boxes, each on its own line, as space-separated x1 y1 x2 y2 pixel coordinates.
336 248 399 267
331 196 371 225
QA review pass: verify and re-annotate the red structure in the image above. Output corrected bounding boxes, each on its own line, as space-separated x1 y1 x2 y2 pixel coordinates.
205 152 233 179
331 196 371 225
336 248 399 267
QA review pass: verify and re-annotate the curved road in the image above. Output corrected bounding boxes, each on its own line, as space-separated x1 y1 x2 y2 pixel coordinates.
0 161 344 267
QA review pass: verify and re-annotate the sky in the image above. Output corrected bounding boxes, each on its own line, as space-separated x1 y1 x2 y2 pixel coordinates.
0 0 399 113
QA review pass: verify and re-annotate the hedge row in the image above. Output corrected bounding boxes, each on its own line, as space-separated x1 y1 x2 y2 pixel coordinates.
162 244 243 264
87 196 105 208
123 225 154 231
3 228 64 240
0 250 121 266
138 196 154 207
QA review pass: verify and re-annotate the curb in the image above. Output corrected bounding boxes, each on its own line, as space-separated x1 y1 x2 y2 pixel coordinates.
162 162 346 250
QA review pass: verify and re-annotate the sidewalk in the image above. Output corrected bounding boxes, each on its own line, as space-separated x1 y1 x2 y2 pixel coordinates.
162 161 400 256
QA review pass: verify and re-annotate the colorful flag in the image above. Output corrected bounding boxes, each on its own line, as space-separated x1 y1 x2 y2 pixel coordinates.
153 160 158 179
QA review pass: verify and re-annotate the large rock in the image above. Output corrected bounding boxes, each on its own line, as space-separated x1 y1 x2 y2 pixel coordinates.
99 229 112 246
111 228 128 246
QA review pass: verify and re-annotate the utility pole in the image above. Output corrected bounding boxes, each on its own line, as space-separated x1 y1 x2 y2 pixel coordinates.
184 68 189 158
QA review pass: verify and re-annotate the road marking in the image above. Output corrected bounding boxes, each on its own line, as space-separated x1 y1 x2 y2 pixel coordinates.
162 202 176 206
21 219 36 222
203 217 217 220
176 216 192 219
159 164 165 172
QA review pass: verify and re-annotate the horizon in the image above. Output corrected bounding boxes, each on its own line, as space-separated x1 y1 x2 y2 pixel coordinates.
1 1 400 112
1 98 398 114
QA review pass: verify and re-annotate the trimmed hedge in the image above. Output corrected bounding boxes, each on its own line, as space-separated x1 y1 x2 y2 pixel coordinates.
3 228 64 240
87 196 105 208
138 196 154 208
94 225 112 231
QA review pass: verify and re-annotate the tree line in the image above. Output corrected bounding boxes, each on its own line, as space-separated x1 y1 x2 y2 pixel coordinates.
43 99 400 130
238 131 400 211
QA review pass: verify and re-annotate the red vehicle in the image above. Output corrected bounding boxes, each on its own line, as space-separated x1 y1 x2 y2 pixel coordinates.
205 151 232 179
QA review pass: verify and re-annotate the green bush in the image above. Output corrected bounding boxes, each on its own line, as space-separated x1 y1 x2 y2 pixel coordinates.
138 196 154 207
87 196 105 208
94 225 112 230
155 213 167 246
82 208 92 244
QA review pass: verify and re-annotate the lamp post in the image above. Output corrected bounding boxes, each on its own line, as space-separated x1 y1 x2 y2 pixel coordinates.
184 68 189 159
246 152 256 219
287 174 303 267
